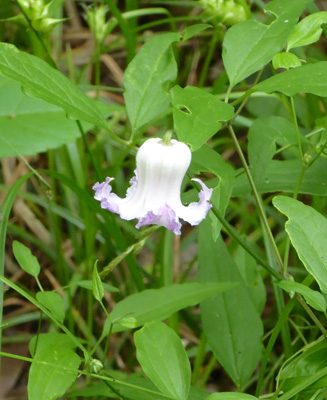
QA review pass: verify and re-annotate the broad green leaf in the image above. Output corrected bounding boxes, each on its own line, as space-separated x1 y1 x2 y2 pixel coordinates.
276 280 326 312
272 52 302 69
124 32 180 131
252 61 327 97
199 221 263 388
12 240 40 277
222 0 310 87
92 261 104 301
77 280 119 293
191 145 235 239
0 76 81 158
182 24 212 42
206 394 258 400
247 116 304 183
234 246 266 315
28 344 81 400
36 291 66 323
273 196 327 293
233 158 327 197
29 332 77 357
171 85 234 151
287 11 327 50
110 282 237 332
0 43 107 129
279 338 327 391
134 321 191 400
69 374 208 400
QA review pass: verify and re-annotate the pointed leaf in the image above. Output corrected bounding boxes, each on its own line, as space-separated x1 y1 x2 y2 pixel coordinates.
110 282 237 332
276 280 326 312
199 220 263 388
222 0 310 87
92 261 104 301
252 61 327 97
0 43 107 128
287 11 327 50
12 240 40 278
135 321 191 400
124 33 180 130
273 196 327 294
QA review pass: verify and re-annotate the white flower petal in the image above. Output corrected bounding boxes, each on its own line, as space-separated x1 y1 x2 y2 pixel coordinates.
92 138 213 234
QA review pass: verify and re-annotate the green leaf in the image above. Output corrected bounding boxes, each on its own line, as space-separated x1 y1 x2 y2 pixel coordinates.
171 85 234 151
191 145 235 239
0 76 81 158
276 280 326 312
233 158 327 197
279 338 327 391
110 282 237 332
29 332 77 357
247 116 304 183
124 32 180 131
28 344 81 400
272 52 302 69
287 11 327 50
252 61 327 97
92 260 104 302
222 0 309 87
206 394 258 400
12 240 40 277
134 321 191 400
182 24 212 42
273 196 327 294
199 221 263 388
36 291 66 323
234 246 266 315
0 43 107 129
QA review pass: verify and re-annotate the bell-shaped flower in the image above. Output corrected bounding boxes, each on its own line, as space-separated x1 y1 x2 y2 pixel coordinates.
93 137 212 235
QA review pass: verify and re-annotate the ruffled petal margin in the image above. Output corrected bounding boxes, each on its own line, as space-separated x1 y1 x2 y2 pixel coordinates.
136 204 182 235
177 178 213 226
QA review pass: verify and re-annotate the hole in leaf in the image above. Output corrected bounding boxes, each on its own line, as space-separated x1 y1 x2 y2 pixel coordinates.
178 105 191 114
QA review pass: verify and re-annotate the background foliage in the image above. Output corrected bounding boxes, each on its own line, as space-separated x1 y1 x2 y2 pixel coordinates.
1 0 327 399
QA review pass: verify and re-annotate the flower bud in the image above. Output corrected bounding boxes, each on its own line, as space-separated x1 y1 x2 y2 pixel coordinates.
84 5 110 43
90 358 103 374
199 0 250 26
119 317 138 329
18 0 46 20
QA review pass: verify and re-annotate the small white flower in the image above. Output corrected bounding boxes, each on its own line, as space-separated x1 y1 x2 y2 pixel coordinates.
93 137 212 235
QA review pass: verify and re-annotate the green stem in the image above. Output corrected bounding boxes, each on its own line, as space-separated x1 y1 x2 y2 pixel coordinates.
0 172 33 371
290 96 304 162
227 124 284 275
15 2 57 68
188 173 282 280
102 0 135 63
198 27 220 88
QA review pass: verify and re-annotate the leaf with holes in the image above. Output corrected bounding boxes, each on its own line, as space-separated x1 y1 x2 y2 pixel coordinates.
171 85 234 151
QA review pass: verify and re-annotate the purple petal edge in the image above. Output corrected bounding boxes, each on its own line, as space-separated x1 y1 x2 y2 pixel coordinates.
136 204 182 235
